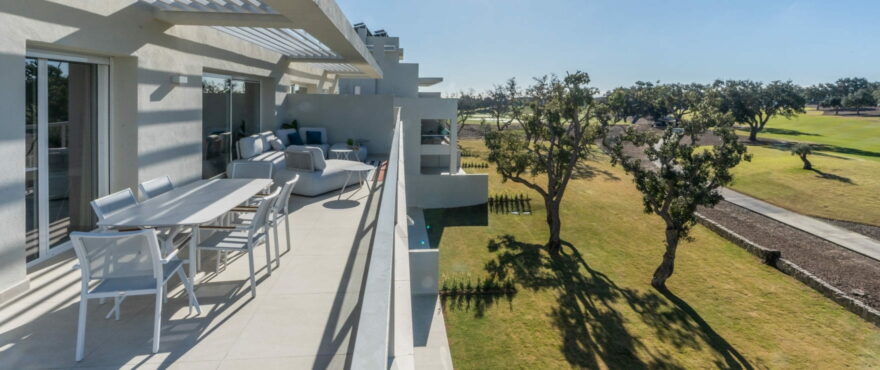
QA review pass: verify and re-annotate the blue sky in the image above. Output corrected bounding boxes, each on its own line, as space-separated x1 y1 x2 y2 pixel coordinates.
336 0 880 95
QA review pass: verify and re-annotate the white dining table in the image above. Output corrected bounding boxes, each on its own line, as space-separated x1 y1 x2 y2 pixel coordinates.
97 178 273 279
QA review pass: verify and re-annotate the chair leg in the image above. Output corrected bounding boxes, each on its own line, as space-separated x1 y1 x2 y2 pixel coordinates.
264 235 273 276
247 249 257 298
153 286 163 354
177 269 202 315
75 295 88 361
273 222 281 268
284 213 292 253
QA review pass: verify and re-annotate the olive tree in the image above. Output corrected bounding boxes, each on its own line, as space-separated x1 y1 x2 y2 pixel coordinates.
608 105 750 289
791 143 813 170
485 72 609 255
486 78 523 131
455 89 483 135
843 89 877 115
713 80 805 142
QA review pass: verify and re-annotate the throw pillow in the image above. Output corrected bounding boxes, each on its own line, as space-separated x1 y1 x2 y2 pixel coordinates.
269 137 284 151
288 132 304 146
305 130 323 145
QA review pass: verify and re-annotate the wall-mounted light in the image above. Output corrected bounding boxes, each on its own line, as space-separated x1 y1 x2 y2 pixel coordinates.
354 85 361 95
170 75 188 85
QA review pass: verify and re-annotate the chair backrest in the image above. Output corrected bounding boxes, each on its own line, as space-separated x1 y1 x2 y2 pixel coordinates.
285 151 314 172
227 161 274 179
249 188 281 237
70 230 163 284
90 188 139 222
273 175 300 215
138 176 174 201
287 145 326 170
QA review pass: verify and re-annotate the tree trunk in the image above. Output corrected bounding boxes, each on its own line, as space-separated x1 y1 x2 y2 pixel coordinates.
800 154 812 170
651 227 680 289
748 126 758 142
835 107 840 115
545 199 562 256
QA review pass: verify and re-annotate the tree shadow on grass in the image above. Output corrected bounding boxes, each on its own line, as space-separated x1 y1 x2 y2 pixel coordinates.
465 234 753 369
810 169 855 184
763 128 821 137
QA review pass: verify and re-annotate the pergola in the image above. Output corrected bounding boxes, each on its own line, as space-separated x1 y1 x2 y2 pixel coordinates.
142 0 381 76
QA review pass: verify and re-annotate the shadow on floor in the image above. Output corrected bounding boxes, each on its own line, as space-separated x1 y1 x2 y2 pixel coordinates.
444 235 753 369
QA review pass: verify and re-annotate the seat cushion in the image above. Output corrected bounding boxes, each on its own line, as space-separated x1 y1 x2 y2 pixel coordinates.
288 132 304 146
276 128 298 146
305 130 323 145
239 135 263 159
89 259 184 295
274 159 367 196
269 137 284 151
258 131 275 150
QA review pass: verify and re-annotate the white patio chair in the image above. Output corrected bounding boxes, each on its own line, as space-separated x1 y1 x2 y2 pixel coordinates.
196 187 280 298
90 188 140 231
70 229 201 361
138 176 174 201
138 176 192 255
231 175 299 268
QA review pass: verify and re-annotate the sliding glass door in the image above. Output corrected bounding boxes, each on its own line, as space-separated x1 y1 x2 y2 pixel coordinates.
25 54 107 263
202 75 260 178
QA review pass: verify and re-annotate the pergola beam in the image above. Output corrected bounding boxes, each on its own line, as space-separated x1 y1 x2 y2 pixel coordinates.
153 9 293 28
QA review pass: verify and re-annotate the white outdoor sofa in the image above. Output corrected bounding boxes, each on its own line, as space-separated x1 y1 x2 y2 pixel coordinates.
233 130 365 196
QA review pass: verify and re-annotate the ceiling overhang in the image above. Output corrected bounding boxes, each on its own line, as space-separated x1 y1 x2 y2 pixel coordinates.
143 0 382 78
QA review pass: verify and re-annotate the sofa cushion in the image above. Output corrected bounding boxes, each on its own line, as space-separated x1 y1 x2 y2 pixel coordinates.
305 130 323 145
285 151 314 171
273 159 367 197
287 145 326 170
288 132 304 146
269 137 284 151
258 131 275 150
238 135 263 159
276 128 297 146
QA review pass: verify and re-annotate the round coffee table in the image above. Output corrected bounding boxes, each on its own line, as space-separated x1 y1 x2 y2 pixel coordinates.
338 162 376 199
330 147 354 160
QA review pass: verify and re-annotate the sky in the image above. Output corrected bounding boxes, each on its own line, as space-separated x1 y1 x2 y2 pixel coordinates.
335 0 880 95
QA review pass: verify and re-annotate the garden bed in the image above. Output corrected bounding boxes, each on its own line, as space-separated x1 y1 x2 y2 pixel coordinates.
698 201 880 310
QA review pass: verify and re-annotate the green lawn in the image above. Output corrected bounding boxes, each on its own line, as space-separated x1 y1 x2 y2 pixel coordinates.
741 108 880 162
726 109 880 226
729 145 880 226
434 140 880 369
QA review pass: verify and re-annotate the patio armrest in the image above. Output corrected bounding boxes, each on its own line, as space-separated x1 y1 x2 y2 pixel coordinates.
230 207 257 212
161 249 180 264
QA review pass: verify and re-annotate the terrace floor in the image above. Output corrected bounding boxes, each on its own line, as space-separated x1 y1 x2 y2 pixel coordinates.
0 183 381 369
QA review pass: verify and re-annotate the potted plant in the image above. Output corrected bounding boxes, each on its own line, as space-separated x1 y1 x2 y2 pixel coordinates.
282 119 298 130
347 138 359 150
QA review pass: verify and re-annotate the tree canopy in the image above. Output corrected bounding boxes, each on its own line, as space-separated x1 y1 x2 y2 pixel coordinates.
712 80 805 141
485 71 609 254
608 103 750 289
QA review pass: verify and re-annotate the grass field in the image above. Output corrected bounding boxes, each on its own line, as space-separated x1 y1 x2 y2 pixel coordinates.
434 140 880 369
729 145 880 226
740 108 880 162
726 109 880 225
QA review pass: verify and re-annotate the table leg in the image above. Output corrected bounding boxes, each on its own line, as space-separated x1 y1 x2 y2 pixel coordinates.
339 171 352 200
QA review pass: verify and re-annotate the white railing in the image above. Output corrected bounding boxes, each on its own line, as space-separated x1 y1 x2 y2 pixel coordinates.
351 108 413 369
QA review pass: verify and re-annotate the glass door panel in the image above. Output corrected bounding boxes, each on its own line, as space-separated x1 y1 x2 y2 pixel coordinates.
202 76 232 179
25 55 101 264
25 58 39 262
47 60 98 248
202 76 260 178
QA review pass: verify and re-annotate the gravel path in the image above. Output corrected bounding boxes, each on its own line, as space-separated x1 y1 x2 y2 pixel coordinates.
698 201 880 310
